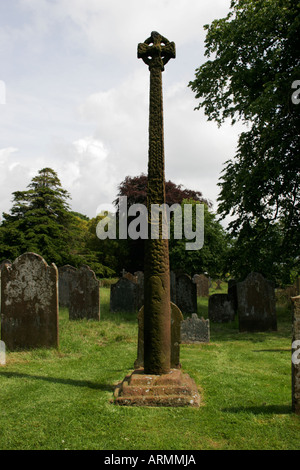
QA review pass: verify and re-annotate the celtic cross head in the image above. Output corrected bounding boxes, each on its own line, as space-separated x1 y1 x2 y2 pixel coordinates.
138 31 176 71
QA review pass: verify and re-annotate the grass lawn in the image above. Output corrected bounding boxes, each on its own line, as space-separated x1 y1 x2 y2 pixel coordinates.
0 285 299 450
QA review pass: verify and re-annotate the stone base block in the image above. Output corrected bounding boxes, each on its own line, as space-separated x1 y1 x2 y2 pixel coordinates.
113 368 200 407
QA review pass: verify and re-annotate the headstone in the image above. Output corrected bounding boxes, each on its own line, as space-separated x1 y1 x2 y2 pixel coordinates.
134 271 144 310
181 314 210 343
134 302 183 369
237 272 277 332
170 270 177 303
176 274 197 314
58 265 77 307
227 279 238 313
292 296 300 415
68 265 100 320
110 277 138 312
0 252 58 350
193 274 209 297
208 293 235 323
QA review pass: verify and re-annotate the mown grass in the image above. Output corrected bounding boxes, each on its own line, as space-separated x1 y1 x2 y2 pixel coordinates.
0 285 299 450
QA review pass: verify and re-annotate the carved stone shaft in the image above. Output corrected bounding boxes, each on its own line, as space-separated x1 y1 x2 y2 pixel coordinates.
138 32 175 374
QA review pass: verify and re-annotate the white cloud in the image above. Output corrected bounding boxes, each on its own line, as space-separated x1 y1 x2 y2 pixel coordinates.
0 0 240 224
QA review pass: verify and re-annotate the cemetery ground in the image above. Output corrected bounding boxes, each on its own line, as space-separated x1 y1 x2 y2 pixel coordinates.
0 283 299 451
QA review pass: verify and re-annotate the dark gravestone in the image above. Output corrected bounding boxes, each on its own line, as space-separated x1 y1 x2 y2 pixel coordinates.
181 314 210 343
110 277 138 312
134 271 144 310
134 302 183 369
0 252 58 350
208 293 235 323
176 274 197 314
227 279 238 314
193 274 209 297
68 265 100 320
58 265 77 307
237 272 277 332
292 296 300 415
170 270 177 303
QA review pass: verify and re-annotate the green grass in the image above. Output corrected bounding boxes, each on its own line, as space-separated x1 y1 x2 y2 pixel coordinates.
0 286 299 450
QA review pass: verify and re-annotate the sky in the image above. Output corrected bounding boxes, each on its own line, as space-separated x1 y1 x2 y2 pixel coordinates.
0 0 243 222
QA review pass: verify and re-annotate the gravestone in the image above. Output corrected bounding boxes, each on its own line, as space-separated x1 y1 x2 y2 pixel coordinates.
0 252 58 350
134 271 144 310
292 296 300 415
176 274 197 314
227 279 238 314
208 293 235 323
237 272 277 332
58 264 77 307
193 274 209 297
181 314 210 343
170 270 177 303
68 265 100 320
110 277 138 312
134 302 183 370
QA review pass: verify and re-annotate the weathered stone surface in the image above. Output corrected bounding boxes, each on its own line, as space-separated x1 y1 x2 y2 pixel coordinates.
181 313 210 343
134 302 183 369
208 293 235 323
68 265 100 320
193 274 209 297
292 295 300 415
58 264 77 307
237 272 277 332
134 271 144 310
110 277 138 312
176 274 197 314
170 270 177 303
0 252 58 350
227 279 238 314
114 368 200 407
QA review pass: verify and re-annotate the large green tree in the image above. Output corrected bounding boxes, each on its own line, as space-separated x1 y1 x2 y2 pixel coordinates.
0 168 78 266
189 0 300 283
110 174 228 275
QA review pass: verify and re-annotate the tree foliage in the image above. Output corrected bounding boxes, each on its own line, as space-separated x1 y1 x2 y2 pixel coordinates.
189 0 300 283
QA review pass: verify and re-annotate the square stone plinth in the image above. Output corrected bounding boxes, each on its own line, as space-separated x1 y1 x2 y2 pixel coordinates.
113 368 200 407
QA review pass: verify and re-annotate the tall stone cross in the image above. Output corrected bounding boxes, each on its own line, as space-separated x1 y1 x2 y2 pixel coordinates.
138 32 175 375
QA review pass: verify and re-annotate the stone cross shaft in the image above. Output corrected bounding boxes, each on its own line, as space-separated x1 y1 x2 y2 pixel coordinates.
138 32 175 375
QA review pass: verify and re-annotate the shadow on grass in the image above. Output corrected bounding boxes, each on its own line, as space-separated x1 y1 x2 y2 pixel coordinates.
0 371 114 392
222 404 292 415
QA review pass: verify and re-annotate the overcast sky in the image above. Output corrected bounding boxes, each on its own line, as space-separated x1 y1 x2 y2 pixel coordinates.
0 0 243 221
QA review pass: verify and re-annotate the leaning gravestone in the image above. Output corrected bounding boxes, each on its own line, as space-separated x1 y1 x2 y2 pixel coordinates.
292 296 300 415
237 272 277 332
208 293 235 323
68 265 100 320
181 314 210 343
0 252 58 350
193 274 209 297
58 265 77 307
176 274 197 314
110 277 138 312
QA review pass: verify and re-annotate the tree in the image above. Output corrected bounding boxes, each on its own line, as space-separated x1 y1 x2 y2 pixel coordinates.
0 168 79 266
188 0 300 283
112 174 227 275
